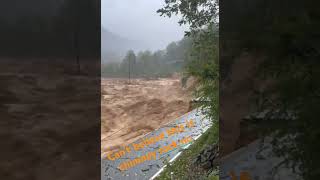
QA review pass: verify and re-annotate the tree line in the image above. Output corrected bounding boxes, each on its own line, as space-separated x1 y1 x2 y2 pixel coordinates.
0 0 99 58
102 37 193 78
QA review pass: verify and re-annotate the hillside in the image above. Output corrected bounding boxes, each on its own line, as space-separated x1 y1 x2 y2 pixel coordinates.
101 27 147 63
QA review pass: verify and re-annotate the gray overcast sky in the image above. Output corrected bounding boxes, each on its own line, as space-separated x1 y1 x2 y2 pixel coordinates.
101 0 189 51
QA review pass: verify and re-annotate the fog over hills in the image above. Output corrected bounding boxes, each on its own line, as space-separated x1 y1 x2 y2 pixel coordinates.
101 0 189 64
102 0 188 57
101 27 150 63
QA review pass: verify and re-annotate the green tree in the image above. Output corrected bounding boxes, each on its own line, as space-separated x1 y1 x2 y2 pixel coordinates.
158 0 219 122
217 1 320 179
122 50 136 82
55 0 99 73
158 3 219 178
158 0 320 179
102 38 193 78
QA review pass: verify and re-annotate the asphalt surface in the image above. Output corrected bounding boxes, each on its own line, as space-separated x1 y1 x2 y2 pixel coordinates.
101 108 212 180
220 138 301 180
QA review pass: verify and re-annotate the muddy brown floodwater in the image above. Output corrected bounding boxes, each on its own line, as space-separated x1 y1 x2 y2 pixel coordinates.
101 77 193 156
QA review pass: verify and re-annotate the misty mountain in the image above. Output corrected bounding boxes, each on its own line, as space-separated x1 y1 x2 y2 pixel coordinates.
101 27 148 63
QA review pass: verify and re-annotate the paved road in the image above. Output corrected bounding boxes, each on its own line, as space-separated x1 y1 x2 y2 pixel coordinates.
220 138 301 180
101 108 212 180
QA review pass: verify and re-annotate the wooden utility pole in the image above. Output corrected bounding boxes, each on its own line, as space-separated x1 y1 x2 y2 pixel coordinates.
74 9 80 74
128 57 131 84
74 29 80 74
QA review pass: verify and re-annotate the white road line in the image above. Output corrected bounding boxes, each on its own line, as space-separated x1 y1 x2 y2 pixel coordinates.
149 119 213 179
169 152 182 163
115 111 212 178
148 151 183 180
202 126 210 132
151 120 213 174
149 165 167 180
194 134 202 140
182 144 191 149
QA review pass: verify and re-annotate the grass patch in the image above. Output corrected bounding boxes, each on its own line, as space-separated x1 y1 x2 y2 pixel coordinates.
156 124 218 180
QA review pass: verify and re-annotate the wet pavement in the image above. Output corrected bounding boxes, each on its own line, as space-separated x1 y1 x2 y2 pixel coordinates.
101 108 212 180
220 138 301 180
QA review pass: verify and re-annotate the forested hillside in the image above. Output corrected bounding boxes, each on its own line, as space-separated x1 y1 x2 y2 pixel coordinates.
101 36 193 78
101 27 148 63
0 0 99 59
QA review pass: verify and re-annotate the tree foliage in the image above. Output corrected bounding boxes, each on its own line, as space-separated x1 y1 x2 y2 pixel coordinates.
158 0 219 123
222 0 320 179
157 1 219 178
102 37 193 78
157 0 218 31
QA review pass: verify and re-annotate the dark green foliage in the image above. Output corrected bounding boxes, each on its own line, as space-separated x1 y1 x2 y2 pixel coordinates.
156 4 219 178
258 11 320 179
158 0 219 123
222 0 320 179
156 125 218 180
157 0 218 30
185 25 219 122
